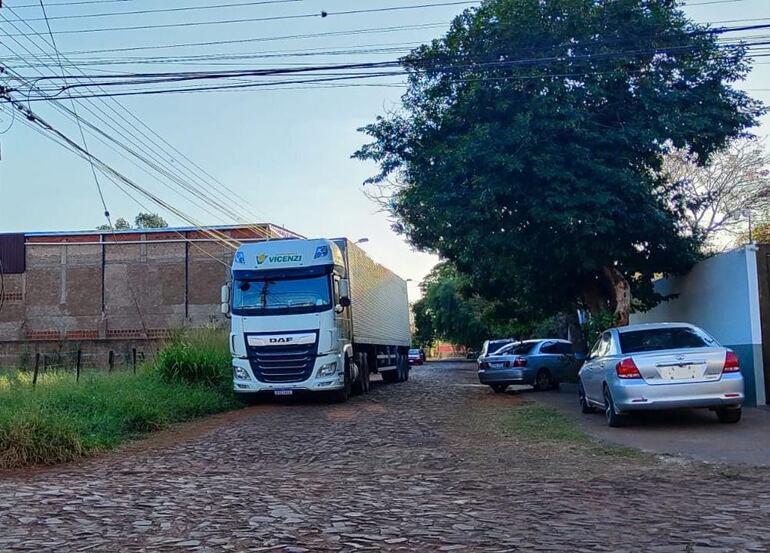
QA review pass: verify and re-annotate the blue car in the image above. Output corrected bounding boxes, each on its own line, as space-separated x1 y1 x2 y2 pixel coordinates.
478 339 577 393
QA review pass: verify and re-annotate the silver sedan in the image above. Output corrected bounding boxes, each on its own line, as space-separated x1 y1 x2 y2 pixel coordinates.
578 323 744 427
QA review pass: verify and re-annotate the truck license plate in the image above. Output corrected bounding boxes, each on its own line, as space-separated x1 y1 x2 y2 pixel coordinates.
274 389 294 396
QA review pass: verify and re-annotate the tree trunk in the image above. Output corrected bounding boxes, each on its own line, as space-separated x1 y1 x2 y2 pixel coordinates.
602 266 631 327
582 280 606 316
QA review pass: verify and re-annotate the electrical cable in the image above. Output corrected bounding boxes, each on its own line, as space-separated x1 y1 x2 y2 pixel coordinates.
0 6 275 239
0 17 254 233
1 1 480 36
38 0 111 225
13 0 309 21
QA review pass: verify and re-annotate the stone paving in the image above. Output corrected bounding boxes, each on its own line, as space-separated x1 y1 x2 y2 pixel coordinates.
1 362 769 552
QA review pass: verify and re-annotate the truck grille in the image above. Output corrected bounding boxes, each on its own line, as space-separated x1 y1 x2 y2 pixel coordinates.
247 341 318 383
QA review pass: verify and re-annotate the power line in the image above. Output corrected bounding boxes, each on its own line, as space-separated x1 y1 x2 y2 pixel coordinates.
21 22 452 56
12 28 769 99
12 0 308 21
9 0 140 8
37 0 111 224
1 1 481 36
0 5 275 237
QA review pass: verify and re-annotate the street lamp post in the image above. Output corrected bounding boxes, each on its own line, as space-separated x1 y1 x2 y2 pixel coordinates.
741 209 753 243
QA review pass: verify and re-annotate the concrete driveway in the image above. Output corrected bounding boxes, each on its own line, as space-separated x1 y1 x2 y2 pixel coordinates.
527 385 770 467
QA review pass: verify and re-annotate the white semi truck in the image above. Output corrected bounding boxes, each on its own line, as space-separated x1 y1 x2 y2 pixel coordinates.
221 238 412 402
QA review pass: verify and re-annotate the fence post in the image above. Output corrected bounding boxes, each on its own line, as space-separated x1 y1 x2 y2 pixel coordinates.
108 350 114 372
132 348 137 374
76 350 82 383
33 353 40 388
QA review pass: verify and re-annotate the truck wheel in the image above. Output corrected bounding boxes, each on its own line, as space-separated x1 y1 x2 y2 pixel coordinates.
361 355 370 392
381 369 398 384
329 359 352 403
395 353 406 383
352 353 370 395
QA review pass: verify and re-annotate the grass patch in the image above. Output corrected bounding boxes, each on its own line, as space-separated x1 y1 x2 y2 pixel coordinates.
501 403 641 458
0 329 239 470
155 328 232 386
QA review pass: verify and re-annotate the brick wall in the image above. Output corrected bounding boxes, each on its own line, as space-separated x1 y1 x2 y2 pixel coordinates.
0 225 299 368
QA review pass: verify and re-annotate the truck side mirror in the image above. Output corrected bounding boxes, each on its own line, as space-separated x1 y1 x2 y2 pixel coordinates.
339 296 351 308
339 278 350 299
220 283 231 316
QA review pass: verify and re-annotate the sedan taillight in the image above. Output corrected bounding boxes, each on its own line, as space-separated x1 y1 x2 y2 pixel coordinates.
723 351 741 373
513 357 527 367
616 357 642 379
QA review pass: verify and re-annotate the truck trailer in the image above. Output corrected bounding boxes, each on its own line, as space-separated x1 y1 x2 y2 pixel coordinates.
222 238 412 402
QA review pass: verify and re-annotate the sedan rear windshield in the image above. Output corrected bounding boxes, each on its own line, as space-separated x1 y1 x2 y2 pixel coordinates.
496 342 537 356
487 340 512 354
619 327 715 354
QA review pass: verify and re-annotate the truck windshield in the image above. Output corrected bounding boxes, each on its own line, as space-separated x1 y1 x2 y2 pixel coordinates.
232 274 332 315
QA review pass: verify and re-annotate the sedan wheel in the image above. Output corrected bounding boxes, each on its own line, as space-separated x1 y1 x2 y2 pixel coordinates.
534 369 552 392
603 386 627 428
716 407 742 424
578 380 595 414
491 384 507 394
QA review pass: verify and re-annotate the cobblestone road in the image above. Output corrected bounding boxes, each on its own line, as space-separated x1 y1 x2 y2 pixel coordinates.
1 362 769 552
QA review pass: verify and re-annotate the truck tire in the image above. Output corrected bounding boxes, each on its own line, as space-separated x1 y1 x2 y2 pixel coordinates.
352 353 370 395
395 353 409 383
329 358 352 403
381 369 398 384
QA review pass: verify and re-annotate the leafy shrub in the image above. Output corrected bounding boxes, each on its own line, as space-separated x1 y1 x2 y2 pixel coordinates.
582 310 618 347
0 412 84 468
154 328 231 386
0 365 240 469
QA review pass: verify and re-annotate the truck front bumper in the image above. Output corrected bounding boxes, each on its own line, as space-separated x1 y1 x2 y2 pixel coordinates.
232 354 345 394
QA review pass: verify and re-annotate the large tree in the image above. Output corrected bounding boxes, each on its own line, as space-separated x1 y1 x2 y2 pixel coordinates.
355 0 765 325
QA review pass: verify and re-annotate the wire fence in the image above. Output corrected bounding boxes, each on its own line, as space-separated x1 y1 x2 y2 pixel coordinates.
2 347 148 387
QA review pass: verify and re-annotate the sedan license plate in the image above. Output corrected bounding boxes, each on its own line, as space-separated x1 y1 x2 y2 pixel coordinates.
274 389 294 396
660 366 698 380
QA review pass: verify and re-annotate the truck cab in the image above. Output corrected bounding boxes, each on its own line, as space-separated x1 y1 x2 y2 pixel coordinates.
223 239 356 401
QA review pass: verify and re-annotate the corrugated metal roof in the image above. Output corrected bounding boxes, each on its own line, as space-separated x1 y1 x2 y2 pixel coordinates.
22 223 298 237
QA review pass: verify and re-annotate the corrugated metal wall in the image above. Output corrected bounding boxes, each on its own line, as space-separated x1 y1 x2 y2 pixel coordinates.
342 239 411 347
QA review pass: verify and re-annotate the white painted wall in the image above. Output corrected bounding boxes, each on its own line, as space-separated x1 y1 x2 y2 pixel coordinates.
631 246 761 345
631 245 765 405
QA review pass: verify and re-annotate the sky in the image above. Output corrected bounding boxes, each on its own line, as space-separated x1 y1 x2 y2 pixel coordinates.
0 0 768 302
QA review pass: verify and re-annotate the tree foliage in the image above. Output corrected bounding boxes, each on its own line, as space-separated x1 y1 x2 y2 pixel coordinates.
133 213 169 229
414 263 532 348
662 137 770 251
355 0 765 325
96 213 168 231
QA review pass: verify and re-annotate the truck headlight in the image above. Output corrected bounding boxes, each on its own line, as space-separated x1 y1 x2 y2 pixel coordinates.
318 362 338 377
234 367 251 381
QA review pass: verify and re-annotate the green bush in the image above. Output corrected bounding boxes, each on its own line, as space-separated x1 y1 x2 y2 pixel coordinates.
582 310 618 347
0 362 240 470
154 328 231 386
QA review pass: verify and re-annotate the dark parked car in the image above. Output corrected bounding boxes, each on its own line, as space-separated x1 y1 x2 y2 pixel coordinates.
408 348 424 365
478 339 577 393
477 338 516 368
